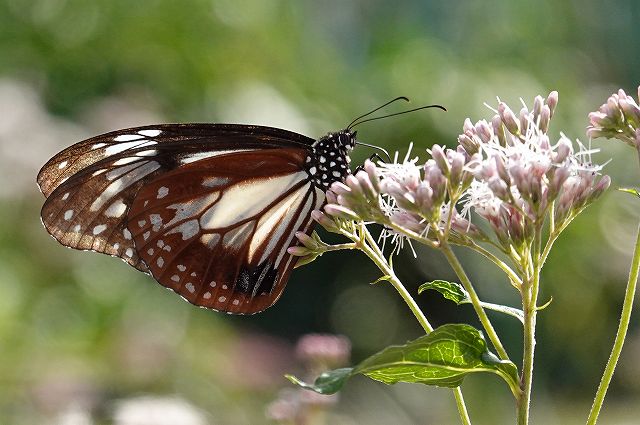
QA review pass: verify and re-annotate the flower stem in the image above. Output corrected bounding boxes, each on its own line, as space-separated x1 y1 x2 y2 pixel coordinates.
517 224 543 425
440 243 510 361
586 222 640 424
353 226 471 425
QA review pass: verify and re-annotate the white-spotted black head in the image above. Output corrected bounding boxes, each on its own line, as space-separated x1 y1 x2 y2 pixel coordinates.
306 129 357 190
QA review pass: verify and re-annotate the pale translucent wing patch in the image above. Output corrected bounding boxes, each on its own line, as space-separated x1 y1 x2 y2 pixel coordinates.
128 149 321 314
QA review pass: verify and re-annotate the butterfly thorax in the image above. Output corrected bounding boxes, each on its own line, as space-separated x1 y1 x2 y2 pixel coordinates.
307 130 356 190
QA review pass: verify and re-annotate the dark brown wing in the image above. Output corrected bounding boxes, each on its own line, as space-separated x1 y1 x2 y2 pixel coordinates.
128 149 325 314
38 124 315 273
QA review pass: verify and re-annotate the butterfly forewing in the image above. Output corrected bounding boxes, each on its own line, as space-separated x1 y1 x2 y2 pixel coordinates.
128 149 324 314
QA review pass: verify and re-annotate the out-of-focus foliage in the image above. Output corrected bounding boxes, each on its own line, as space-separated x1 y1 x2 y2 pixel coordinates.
1 0 639 423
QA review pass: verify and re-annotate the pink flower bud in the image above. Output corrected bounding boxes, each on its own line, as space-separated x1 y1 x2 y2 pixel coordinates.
356 170 378 201
311 210 339 232
463 118 475 133
431 144 450 175
448 150 466 188
499 102 520 135
539 105 551 133
324 204 360 221
553 137 573 163
546 91 558 117
330 181 352 197
519 107 530 135
492 114 507 146
458 134 480 155
288 246 311 256
295 231 318 249
475 120 493 143
533 95 544 120
325 189 338 205
619 97 640 126
364 159 381 192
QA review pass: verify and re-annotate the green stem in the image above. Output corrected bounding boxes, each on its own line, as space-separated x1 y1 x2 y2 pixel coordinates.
517 225 543 425
354 226 472 425
440 243 510 361
586 222 640 424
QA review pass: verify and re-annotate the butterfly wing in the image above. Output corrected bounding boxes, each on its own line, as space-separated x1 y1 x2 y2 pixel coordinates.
38 124 316 275
128 149 324 314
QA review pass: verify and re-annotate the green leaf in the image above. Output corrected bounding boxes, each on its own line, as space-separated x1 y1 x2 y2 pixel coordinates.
288 324 521 398
286 368 353 395
370 275 392 285
418 280 468 304
618 187 640 198
419 280 524 323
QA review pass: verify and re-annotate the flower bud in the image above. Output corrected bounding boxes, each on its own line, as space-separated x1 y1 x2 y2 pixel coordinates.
364 159 381 192
499 102 520 135
311 210 340 232
288 246 312 256
533 95 544 121
295 231 320 250
325 189 338 205
463 117 475 134
475 119 493 143
553 137 573 163
493 155 510 184
519 107 530 135
546 91 558 117
448 150 466 188
492 114 507 146
458 134 480 155
430 144 450 176
619 97 640 127
324 204 360 221
355 170 378 201
539 105 551 133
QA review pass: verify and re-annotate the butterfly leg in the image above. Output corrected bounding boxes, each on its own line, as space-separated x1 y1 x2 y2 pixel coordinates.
353 153 386 174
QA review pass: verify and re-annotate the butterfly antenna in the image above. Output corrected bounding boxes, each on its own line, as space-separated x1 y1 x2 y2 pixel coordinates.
350 104 447 128
346 96 410 130
355 141 392 162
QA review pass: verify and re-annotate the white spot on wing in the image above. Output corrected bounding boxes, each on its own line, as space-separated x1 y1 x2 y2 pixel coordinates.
157 257 164 267
114 134 144 142
64 210 74 220
157 186 169 199
171 275 180 282
138 129 162 137
203 292 211 299
218 296 226 302
62 192 69 200
125 248 134 257
123 228 132 240
180 150 251 165
58 161 68 169
177 265 186 271
166 219 199 240
105 199 127 218
185 282 195 293
93 224 107 235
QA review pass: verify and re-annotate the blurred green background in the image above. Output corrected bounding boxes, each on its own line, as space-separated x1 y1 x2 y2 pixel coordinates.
1 0 640 423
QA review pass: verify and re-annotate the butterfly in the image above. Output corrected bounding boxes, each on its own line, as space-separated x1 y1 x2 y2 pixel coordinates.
37 99 441 314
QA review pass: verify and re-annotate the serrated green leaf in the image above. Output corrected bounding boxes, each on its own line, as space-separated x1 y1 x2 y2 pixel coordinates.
618 187 640 198
288 324 521 398
418 280 468 304
419 280 524 323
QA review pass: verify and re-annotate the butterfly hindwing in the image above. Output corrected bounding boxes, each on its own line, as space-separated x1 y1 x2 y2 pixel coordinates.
128 149 325 314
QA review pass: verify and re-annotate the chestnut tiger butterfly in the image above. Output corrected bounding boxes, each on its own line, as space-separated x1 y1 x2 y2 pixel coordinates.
37 98 443 314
